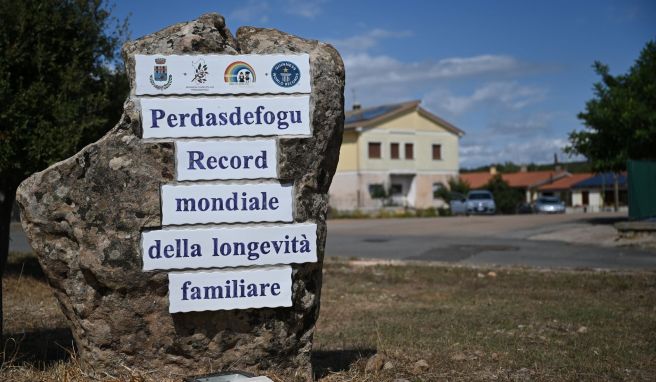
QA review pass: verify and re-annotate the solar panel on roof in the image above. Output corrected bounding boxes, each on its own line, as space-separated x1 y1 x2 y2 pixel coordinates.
572 173 627 188
345 104 404 124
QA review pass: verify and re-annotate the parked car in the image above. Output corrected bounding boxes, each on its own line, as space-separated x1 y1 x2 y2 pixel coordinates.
449 192 468 215
534 196 566 214
465 190 496 215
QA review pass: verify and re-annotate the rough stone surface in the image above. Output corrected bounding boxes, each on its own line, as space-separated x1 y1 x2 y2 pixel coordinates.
364 353 386 372
16 13 344 380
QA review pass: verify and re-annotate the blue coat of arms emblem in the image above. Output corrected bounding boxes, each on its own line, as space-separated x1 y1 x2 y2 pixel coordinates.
150 57 173 90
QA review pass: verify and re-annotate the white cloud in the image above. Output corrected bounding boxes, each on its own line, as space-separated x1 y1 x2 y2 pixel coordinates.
460 137 582 168
425 82 547 115
284 0 327 19
229 0 270 23
329 28 535 110
488 112 554 136
330 28 413 52
330 26 567 168
229 0 327 24
344 53 526 90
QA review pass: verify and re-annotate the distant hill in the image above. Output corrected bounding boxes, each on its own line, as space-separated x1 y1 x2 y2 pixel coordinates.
461 161 593 174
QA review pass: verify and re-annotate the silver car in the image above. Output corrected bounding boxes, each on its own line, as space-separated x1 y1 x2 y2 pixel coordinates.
466 190 496 215
449 192 468 215
534 196 566 214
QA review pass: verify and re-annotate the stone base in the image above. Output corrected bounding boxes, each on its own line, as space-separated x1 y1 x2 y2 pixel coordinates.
16 12 344 380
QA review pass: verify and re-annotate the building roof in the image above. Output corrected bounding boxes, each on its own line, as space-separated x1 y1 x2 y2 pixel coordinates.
503 171 568 188
461 170 569 189
344 100 465 136
571 172 627 189
459 172 494 189
538 173 594 191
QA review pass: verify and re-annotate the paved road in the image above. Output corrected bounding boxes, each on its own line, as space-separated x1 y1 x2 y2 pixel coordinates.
11 213 656 270
326 213 656 270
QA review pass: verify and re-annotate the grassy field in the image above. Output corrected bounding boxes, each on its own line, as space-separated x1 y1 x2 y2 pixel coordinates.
1 253 655 381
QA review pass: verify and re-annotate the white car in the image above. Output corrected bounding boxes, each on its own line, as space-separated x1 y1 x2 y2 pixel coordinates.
534 196 566 214
450 191 496 215
466 190 496 215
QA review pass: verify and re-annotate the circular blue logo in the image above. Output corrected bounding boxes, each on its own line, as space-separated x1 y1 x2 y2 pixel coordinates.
271 61 301 87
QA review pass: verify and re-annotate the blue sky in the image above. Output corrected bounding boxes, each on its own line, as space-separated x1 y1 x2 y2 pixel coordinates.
113 0 655 168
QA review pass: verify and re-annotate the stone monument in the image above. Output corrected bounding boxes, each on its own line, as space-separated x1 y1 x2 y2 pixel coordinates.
16 12 344 380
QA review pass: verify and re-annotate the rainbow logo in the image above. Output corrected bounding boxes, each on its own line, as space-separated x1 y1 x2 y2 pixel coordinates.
224 61 256 85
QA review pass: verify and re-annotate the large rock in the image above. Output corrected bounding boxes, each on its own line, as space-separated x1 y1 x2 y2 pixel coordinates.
16 13 344 380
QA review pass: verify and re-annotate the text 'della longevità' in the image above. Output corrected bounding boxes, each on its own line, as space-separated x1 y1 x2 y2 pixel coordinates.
142 223 317 271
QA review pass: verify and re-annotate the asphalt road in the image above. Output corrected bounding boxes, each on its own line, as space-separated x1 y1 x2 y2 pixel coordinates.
326 212 656 270
10 213 656 270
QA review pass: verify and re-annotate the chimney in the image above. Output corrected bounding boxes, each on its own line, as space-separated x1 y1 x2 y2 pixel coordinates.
520 165 528 173
489 166 497 175
352 103 362 111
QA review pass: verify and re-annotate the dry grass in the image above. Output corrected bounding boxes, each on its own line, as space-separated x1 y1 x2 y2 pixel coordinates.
2 253 655 381
312 260 656 381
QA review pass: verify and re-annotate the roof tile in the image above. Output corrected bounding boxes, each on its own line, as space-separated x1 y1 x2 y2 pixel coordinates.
461 170 570 189
538 173 594 191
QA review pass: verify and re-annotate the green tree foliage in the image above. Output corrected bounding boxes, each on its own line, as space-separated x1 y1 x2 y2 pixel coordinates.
368 184 387 199
0 0 129 335
484 175 524 214
461 161 521 174
434 177 470 203
566 40 656 172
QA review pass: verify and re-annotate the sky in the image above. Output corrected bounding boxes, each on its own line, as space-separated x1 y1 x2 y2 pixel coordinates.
113 0 655 168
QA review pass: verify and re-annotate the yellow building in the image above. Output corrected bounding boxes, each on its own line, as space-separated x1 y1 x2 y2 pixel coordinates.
330 100 464 210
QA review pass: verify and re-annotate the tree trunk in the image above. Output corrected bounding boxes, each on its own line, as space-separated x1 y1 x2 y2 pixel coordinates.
614 173 620 212
0 187 17 339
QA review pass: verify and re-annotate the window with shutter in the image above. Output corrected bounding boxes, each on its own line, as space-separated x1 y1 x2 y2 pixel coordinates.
405 143 414 160
368 142 381 159
432 144 442 160
390 143 399 159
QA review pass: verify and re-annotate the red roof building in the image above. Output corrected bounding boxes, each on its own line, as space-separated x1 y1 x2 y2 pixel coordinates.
538 173 594 192
460 167 571 203
459 172 493 189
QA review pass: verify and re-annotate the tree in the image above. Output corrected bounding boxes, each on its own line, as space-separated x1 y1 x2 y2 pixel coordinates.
484 175 524 214
566 40 656 209
0 0 128 336
434 177 470 203
567 40 656 170
461 162 521 173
